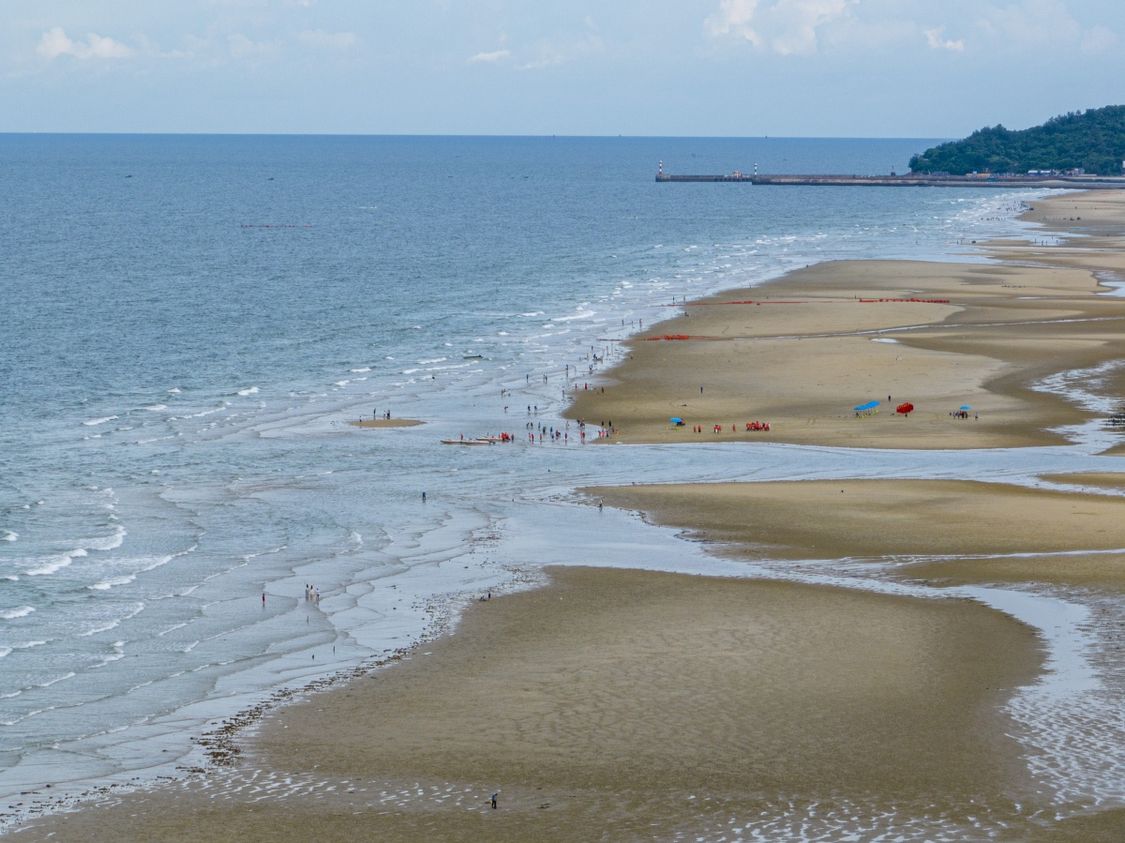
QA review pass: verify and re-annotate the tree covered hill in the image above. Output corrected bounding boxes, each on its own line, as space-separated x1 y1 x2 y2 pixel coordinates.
910 106 1125 175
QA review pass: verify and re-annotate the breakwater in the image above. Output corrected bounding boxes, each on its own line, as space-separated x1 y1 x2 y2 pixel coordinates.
656 172 1125 189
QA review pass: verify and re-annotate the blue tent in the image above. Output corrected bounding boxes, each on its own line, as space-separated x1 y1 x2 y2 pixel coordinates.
959 404 972 411
670 417 684 425
854 400 880 412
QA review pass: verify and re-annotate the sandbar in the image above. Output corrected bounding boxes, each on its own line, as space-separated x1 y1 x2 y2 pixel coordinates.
17 566 1042 841
566 214 1125 450
349 417 423 429
591 479 1125 592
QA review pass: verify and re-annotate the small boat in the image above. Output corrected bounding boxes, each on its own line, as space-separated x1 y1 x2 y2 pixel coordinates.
463 354 484 360
440 438 490 446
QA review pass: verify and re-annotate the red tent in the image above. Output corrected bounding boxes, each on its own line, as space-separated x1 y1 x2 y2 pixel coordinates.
896 402 914 415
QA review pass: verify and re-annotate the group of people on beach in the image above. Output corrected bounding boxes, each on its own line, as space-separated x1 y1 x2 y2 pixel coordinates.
304 583 320 603
683 421 771 433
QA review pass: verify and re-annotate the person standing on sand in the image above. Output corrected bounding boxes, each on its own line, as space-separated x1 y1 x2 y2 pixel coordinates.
490 791 498 809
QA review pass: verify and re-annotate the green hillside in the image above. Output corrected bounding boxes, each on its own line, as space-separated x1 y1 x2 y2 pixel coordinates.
909 105 1125 175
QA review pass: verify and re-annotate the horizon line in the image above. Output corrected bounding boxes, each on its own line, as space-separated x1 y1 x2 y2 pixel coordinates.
0 131 950 141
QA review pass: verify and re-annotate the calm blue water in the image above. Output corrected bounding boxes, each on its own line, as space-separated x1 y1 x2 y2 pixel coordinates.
0 135 1083 817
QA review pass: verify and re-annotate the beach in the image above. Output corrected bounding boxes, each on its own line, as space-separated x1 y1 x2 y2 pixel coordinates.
15 567 1044 840
349 417 424 428
566 250 1125 451
12 189 1125 840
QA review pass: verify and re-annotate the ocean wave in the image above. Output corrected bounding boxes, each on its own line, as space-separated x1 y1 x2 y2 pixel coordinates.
25 548 87 576
551 308 596 323
349 367 372 373
142 403 168 412
90 641 127 669
82 415 118 427
88 574 136 591
84 524 127 552
78 602 145 637
236 386 259 396
36 671 76 689
167 386 182 394
1 530 17 542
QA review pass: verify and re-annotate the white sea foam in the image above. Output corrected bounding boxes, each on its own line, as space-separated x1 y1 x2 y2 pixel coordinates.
236 386 260 396
82 415 118 426
90 642 127 669
36 672 76 689
84 525 127 552
156 621 189 637
142 403 168 412
88 575 136 591
167 386 182 394
25 548 87 576
551 308 595 322
1 530 16 542
349 367 371 373
78 602 145 637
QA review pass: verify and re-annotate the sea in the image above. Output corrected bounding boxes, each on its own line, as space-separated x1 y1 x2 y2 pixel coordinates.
2 134 1123 835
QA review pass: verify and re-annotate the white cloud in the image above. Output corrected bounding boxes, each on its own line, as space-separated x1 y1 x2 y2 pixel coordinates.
37 27 133 60
706 0 856 56
297 30 357 50
468 49 511 64
973 0 1117 53
924 26 965 52
706 0 764 46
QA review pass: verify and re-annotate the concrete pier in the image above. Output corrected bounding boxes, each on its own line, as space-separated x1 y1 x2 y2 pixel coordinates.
655 172 1125 189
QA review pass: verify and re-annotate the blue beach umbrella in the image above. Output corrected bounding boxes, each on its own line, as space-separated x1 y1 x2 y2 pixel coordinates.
959 404 972 411
670 417 683 424
854 400 880 412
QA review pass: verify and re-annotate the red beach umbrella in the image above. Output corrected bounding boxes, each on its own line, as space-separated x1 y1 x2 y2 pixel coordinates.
895 402 914 415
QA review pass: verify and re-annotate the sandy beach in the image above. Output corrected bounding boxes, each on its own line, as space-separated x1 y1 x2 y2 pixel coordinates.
349 417 424 428
17 567 1044 841
13 191 1125 840
565 200 1125 449
591 479 1125 591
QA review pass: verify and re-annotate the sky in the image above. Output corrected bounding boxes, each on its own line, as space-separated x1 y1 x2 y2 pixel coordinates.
2 0 1123 137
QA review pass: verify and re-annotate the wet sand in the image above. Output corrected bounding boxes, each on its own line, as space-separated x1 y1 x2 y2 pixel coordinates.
17 567 1043 841
349 417 423 428
591 479 1125 592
